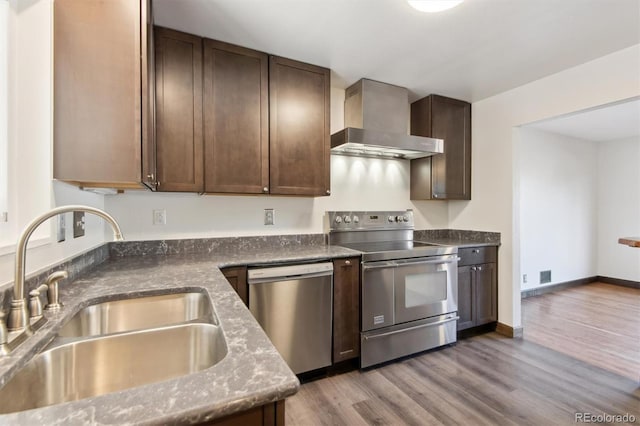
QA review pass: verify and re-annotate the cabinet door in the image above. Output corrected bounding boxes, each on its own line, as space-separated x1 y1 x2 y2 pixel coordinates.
54 0 143 188
430 95 471 200
203 40 269 194
332 257 360 363
409 95 471 200
269 56 330 196
141 0 157 190
155 27 204 192
457 265 475 331
221 266 248 306
474 263 497 326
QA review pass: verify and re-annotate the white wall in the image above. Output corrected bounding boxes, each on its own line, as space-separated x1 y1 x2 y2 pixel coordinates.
597 136 640 281
0 0 107 287
518 128 598 290
449 44 640 328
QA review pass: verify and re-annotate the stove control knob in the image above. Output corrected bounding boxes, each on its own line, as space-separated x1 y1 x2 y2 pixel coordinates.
343 215 352 224
402 215 409 222
335 216 342 224
353 215 360 224
388 216 395 223
396 215 404 222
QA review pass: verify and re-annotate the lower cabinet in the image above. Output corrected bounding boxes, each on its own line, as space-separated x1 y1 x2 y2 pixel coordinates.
332 257 360 363
201 400 285 426
457 247 497 331
221 266 248 306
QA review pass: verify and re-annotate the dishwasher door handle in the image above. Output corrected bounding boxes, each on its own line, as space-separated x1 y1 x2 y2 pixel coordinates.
248 271 334 285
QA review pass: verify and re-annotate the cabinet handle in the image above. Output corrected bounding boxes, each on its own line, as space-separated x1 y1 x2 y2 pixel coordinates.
344 260 351 265
147 173 154 182
471 266 477 271
326 189 331 195
477 266 483 271
472 249 480 253
433 194 439 198
262 187 269 193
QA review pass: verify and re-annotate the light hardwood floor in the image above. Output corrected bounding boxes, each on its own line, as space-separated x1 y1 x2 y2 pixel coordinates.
522 282 640 381
285 283 640 425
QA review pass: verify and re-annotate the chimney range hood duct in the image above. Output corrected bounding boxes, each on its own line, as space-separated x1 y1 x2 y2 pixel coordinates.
331 79 443 160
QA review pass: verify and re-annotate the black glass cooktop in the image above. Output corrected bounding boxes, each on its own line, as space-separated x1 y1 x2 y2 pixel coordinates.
337 240 456 262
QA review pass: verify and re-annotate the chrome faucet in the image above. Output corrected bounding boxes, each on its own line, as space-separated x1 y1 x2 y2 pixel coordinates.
7 205 124 333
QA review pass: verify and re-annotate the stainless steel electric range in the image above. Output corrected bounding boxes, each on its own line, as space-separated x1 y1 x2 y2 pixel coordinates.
328 210 459 368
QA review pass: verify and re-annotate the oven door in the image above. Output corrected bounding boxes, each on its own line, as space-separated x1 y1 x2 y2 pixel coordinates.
393 255 458 324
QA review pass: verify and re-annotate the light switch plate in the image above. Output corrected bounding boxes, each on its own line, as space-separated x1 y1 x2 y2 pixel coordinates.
73 211 85 238
57 214 66 242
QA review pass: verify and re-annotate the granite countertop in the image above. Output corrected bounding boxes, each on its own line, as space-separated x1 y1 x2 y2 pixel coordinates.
0 244 359 425
618 237 640 248
414 229 501 248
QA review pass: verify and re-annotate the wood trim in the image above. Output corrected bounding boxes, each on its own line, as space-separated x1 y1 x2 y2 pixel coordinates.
495 322 523 339
596 275 640 289
520 276 598 299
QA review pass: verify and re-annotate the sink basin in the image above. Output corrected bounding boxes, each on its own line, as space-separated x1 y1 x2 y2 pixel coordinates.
57 292 213 337
0 323 227 414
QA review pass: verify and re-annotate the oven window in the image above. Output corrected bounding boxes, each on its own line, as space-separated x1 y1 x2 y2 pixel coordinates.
404 271 447 308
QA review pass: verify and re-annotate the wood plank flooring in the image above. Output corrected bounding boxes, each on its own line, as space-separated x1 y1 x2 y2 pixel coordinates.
285 283 640 425
522 282 640 381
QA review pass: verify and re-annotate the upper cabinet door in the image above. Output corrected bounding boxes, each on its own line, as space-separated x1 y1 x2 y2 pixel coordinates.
430 95 471 200
154 27 204 192
54 0 143 188
203 40 269 194
269 56 331 196
410 95 471 200
141 0 157 190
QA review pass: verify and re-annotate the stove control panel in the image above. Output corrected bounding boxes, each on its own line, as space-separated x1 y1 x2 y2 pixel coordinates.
327 211 414 231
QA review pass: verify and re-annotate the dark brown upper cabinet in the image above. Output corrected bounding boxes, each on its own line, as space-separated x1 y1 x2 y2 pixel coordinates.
269 56 331 196
410 95 471 200
203 40 269 194
154 27 204 192
54 0 155 190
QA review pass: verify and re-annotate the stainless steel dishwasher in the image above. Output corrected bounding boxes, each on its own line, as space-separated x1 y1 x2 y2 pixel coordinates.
248 262 333 374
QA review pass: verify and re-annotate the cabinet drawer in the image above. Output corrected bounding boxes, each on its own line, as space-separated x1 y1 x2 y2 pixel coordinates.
458 246 497 266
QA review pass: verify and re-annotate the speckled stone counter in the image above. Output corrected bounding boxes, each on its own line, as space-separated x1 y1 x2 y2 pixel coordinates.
414 229 501 248
0 244 359 425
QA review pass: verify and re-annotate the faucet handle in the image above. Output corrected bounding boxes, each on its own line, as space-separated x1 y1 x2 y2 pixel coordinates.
44 270 68 311
29 284 48 319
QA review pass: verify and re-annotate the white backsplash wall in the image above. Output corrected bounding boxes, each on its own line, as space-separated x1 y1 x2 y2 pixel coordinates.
597 136 640 282
518 127 598 290
104 155 449 241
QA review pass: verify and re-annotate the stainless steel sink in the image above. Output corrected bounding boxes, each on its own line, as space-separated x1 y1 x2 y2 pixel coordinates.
57 292 213 337
0 323 227 414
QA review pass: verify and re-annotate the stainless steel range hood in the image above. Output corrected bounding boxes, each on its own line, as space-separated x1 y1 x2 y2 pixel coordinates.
331 79 443 160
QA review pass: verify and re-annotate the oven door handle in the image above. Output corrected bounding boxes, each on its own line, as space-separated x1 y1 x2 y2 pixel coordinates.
393 257 461 266
362 316 460 340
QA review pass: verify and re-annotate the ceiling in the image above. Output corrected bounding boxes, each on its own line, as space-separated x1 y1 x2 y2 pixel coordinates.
153 0 640 102
526 98 640 142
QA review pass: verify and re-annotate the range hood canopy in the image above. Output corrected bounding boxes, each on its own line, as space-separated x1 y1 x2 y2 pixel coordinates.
331 79 443 160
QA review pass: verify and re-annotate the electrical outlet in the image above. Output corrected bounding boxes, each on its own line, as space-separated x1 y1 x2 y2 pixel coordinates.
153 209 167 225
264 208 275 226
73 211 85 238
523 274 527 284
57 214 66 242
